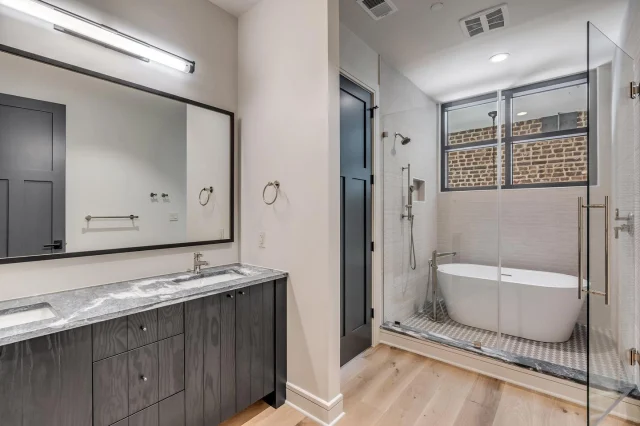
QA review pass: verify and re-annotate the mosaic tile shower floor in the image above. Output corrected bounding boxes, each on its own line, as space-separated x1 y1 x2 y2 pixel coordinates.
401 305 627 382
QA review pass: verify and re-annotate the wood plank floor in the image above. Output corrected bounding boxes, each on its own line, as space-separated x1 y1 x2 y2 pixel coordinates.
220 344 638 426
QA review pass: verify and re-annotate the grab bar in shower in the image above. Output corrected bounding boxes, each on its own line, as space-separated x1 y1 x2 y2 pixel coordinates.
577 196 609 305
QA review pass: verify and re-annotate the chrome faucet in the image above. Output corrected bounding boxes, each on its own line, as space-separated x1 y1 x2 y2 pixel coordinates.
192 252 209 274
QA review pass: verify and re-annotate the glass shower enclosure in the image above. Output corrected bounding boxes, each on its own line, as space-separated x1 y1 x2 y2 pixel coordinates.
382 21 638 425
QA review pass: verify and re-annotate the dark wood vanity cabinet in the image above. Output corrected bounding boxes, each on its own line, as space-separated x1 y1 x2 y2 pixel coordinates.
184 279 285 426
0 278 286 426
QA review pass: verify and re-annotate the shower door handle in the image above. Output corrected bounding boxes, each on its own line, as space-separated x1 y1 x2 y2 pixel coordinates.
577 196 610 305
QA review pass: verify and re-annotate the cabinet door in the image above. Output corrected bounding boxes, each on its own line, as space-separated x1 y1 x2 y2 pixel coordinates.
158 334 185 399
128 310 158 350
129 404 158 426
93 352 129 426
129 343 159 414
0 343 22 426
203 295 221 425
250 284 264 402
184 299 204 426
220 291 236 421
263 281 275 395
235 288 252 412
23 326 93 426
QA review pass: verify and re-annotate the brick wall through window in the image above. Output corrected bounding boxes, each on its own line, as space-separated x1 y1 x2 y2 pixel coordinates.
446 111 587 188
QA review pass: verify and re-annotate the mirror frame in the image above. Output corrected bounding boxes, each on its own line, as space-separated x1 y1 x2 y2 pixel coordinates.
0 43 235 264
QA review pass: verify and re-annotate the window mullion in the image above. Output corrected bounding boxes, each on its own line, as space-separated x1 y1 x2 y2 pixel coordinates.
504 92 513 187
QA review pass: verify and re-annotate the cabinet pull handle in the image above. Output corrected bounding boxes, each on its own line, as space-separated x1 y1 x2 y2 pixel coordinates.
238 291 246 295
140 325 147 332
140 375 148 382
227 294 234 299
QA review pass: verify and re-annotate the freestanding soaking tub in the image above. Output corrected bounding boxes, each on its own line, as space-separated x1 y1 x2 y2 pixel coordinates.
437 263 585 343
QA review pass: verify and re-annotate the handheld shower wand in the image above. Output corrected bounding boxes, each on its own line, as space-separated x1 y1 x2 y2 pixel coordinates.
402 164 416 270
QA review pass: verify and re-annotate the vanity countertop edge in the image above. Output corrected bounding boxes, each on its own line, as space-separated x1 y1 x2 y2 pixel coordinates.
0 263 287 347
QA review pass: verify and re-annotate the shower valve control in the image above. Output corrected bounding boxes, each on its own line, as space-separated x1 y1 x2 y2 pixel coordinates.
614 208 634 239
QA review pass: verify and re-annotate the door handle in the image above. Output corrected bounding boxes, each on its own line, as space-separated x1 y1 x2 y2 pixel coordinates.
577 196 609 305
43 240 63 250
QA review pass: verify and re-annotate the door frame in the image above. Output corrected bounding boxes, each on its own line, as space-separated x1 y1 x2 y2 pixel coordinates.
339 69 381 349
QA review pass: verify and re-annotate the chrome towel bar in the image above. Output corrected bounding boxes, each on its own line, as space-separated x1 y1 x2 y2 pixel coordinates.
85 215 139 221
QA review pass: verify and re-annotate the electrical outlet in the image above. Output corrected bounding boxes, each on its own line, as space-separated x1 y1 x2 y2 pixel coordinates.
259 231 266 248
219 229 225 239
169 213 179 222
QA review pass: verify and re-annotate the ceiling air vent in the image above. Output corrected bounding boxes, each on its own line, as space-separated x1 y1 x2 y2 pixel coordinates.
357 0 398 21
459 3 510 38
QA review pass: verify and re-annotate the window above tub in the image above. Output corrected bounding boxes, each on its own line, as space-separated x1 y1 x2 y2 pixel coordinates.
440 73 593 192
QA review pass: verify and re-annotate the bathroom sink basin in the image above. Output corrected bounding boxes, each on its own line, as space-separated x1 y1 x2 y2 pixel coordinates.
0 303 57 330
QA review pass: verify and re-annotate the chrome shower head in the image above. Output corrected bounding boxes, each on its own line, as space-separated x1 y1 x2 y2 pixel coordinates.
395 132 411 145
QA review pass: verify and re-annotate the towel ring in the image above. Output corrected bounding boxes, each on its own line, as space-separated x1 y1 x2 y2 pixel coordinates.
199 187 214 206
263 181 280 205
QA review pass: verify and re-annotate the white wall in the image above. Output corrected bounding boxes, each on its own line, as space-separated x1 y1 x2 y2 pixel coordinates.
619 0 640 387
0 0 239 301
380 60 438 323
239 0 342 422
186 105 231 241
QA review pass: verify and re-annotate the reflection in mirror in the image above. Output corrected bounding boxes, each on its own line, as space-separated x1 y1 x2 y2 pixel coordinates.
0 50 232 260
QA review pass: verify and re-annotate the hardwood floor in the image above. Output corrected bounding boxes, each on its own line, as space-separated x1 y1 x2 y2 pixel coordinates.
220 344 637 426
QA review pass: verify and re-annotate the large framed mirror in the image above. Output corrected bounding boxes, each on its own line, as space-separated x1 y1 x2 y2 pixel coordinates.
0 43 234 264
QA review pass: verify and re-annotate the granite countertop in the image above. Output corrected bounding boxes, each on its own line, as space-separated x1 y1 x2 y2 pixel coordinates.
0 263 287 347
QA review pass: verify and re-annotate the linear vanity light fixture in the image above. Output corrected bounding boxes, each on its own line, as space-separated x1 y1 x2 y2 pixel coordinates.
0 0 195 73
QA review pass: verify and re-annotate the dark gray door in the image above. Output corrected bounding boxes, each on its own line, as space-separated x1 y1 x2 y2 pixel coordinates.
339 76 372 366
0 93 65 258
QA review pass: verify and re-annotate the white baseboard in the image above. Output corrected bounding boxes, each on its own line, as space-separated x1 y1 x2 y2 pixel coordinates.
286 382 345 425
380 329 640 423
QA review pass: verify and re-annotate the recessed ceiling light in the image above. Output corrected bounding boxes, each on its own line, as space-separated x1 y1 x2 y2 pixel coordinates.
431 2 444 11
490 53 510 63
517 111 528 116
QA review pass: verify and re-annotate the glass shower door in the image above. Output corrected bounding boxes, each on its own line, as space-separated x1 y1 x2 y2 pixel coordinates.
586 22 637 424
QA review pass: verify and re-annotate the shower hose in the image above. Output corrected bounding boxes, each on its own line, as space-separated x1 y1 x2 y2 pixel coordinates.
409 216 416 270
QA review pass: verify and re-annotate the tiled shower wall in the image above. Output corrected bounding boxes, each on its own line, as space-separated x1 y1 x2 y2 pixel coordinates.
620 0 640 387
381 59 438 323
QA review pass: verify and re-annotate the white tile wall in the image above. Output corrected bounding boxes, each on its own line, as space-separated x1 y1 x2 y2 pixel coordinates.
381 61 438 323
620 1 640 387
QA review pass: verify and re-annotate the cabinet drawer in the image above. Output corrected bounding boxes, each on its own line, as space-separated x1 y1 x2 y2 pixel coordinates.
158 335 185 399
158 304 184 340
129 343 159 414
128 404 158 426
93 352 128 426
93 317 128 361
128 310 158 350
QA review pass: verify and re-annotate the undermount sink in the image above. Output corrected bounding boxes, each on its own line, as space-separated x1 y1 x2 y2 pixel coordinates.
0 303 57 330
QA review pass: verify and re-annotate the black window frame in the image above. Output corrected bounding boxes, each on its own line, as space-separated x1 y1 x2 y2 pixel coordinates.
440 72 590 192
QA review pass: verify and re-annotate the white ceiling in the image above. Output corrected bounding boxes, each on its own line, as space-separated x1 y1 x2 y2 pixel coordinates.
207 0 261 17
340 0 628 102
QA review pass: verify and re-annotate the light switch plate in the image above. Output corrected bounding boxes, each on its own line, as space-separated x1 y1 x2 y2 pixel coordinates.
259 231 266 248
